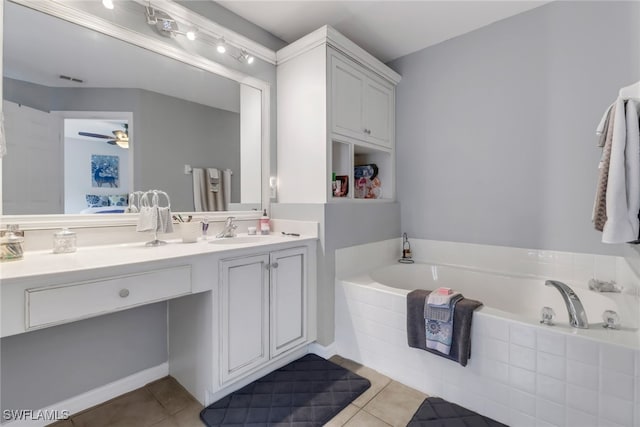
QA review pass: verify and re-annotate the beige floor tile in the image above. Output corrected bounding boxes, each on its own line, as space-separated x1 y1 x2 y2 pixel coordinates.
150 418 180 427
362 381 426 427
329 355 346 365
324 403 360 427
45 420 73 427
343 410 391 427
72 388 169 427
348 367 392 408
146 376 198 415
327 356 392 408
171 400 205 427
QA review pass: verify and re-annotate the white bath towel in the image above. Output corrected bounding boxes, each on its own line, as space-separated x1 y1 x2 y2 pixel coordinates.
603 99 640 243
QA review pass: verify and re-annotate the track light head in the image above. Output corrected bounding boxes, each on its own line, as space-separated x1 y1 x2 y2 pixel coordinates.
216 38 227 54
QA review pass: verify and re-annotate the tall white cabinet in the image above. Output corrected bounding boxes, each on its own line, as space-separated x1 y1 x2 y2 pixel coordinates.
277 26 401 203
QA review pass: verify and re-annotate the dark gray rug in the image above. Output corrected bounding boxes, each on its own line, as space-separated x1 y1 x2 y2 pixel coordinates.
200 354 370 427
407 397 508 427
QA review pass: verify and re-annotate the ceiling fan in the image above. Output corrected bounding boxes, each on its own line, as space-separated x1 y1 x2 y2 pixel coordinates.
78 124 129 149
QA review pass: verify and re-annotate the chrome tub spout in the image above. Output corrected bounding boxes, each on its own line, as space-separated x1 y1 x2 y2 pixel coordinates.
545 280 589 329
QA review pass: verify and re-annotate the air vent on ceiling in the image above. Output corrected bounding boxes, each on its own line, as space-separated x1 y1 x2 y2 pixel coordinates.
59 75 84 83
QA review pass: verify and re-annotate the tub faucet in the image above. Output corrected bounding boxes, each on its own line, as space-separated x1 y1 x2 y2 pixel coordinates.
216 216 237 238
545 280 589 329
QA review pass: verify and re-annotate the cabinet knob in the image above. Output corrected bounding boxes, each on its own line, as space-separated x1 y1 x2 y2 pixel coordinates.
119 289 130 298
271 262 279 269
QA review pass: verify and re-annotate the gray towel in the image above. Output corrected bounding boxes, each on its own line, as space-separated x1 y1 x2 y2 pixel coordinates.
407 289 482 367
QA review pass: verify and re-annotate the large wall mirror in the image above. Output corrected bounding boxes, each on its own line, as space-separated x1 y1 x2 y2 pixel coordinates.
1 0 270 224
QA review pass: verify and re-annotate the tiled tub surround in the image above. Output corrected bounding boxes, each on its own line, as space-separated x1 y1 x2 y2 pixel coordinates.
334 239 640 427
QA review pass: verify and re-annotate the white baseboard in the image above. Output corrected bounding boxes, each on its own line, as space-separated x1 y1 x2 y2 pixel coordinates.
307 341 337 359
3 363 168 427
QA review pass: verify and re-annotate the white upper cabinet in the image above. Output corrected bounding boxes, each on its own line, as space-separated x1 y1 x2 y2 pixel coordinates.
331 53 393 148
277 26 401 204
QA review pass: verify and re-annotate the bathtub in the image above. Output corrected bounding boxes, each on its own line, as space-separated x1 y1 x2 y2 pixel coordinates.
334 239 640 427
369 263 637 331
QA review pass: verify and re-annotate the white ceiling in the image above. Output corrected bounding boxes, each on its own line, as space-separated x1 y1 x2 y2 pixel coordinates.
217 1 549 63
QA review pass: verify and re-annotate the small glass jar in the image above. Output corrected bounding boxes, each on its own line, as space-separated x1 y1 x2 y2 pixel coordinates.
53 228 77 254
1 224 24 261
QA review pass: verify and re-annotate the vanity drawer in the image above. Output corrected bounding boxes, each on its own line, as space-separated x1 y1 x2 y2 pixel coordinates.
25 266 192 329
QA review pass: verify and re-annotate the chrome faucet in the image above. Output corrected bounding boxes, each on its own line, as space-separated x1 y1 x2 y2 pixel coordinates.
545 280 589 329
216 217 238 238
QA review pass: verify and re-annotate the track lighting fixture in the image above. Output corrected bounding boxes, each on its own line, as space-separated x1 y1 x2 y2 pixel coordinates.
243 50 255 64
236 50 255 64
102 0 114 10
144 3 254 65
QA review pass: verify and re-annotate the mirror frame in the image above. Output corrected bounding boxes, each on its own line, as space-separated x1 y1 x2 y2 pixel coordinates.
0 0 273 228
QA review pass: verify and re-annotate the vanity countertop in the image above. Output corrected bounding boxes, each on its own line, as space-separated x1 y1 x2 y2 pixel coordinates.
0 233 317 281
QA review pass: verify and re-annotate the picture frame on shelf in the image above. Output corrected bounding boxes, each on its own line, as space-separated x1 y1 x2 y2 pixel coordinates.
333 175 349 197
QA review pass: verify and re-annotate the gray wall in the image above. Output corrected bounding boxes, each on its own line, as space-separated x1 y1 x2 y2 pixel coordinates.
388 1 640 256
1 303 167 413
4 78 241 211
1 0 278 414
271 202 401 344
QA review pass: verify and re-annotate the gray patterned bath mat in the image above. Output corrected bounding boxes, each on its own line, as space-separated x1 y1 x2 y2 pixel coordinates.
200 353 370 427
407 397 508 427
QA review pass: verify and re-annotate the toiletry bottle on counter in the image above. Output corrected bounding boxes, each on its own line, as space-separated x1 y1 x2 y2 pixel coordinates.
260 209 270 235
1 224 24 261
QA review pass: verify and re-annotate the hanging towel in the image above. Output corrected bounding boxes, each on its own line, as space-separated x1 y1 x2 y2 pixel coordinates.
596 103 615 147
425 292 463 355
407 290 482 367
153 190 173 234
602 98 640 243
209 168 220 192
192 167 232 211
136 193 157 232
593 103 617 231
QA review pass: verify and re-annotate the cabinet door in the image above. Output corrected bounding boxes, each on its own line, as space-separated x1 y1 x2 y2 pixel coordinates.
270 247 307 357
219 254 269 384
363 78 393 148
331 54 365 141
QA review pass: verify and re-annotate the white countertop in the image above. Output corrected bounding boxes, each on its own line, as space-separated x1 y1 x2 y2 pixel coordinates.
0 233 316 281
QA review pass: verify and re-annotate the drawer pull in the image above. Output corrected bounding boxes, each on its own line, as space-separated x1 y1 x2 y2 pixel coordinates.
119 289 130 298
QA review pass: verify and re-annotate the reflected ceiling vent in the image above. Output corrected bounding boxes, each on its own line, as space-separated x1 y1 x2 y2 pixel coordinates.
59 75 84 83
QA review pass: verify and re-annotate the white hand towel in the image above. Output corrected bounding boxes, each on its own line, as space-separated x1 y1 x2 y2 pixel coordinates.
603 99 640 243
136 205 157 232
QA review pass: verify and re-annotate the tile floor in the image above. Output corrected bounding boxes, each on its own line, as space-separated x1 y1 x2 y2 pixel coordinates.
48 355 428 427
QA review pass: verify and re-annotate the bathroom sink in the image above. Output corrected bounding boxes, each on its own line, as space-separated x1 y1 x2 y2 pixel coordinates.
209 236 274 245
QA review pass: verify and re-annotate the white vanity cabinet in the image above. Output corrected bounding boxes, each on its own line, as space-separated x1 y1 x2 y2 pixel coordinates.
331 52 394 149
277 25 400 203
219 246 307 384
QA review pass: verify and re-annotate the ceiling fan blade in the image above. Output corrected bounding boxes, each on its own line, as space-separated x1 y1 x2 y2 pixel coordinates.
79 132 112 139
106 140 118 145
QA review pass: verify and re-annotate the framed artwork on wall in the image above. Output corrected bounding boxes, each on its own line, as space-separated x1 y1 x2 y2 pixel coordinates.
91 154 119 188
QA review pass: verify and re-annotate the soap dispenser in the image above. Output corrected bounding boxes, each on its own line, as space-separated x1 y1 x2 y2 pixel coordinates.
398 232 414 264
259 209 271 235
1 224 24 261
